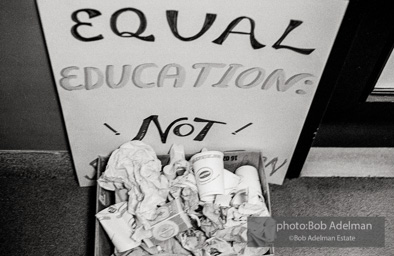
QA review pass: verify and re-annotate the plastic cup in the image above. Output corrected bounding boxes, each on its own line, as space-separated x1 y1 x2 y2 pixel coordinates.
190 151 225 202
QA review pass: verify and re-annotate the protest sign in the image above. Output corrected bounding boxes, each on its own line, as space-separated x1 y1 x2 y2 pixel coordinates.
37 0 348 186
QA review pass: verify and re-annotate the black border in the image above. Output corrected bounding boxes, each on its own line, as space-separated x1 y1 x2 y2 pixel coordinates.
287 1 394 178
285 0 358 179
313 1 394 148
363 41 394 100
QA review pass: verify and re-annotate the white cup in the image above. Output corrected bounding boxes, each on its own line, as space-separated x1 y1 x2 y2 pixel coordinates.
235 165 263 204
190 151 225 202
223 169 241 195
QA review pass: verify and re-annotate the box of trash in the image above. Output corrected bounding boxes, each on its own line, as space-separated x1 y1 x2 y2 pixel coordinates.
94 141 274 256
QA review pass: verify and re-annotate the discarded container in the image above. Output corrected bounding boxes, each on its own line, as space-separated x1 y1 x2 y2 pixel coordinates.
95 151 274 256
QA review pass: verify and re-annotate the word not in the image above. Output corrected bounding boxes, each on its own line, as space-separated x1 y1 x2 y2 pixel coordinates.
232 122 253 135
71 8 315 55
133 115 226 143
59 63 314 93
104 123 120 135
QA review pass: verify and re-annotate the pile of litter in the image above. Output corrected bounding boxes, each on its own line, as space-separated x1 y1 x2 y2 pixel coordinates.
96 141 271 256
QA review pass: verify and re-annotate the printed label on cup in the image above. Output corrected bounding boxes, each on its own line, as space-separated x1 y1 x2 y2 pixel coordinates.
191 151 225 201
196 167 215 184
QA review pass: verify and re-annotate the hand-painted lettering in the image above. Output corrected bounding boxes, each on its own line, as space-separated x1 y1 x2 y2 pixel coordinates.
273 20 315 55
212 17 265 49
59 66 84 91
193 118 226 141
157 64 186 88
71 9 104 42
110 8 155 41
106 65 132 89
59 63 315 94
132 115 188 143
133 63 158 88
132 115 226 143
166 10 217 41
70 8 314 55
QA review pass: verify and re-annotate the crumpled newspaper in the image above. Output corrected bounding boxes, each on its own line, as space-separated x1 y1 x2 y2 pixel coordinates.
98 140 169 220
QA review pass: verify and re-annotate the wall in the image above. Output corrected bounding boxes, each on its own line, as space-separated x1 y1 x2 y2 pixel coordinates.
0 1 68 150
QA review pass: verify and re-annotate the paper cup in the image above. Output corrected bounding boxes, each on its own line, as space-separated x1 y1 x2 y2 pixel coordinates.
235 165 263 202
223 169 241 195
190 151 225 202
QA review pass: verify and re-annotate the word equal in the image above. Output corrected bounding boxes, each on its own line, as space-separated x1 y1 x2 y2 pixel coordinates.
71 9 315 55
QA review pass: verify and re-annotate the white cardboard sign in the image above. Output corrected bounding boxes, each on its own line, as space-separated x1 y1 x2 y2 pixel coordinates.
37 0 348 186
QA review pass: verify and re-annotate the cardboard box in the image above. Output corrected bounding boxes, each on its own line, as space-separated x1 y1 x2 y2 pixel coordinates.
95 151 274 256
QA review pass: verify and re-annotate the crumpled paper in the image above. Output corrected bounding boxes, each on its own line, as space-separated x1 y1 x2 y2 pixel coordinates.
177 229 207 255
242 246 271 256
213 225 248 243
231 243 270 256
165 144 199 214
200 203 227 237
163 144 189 181
113 246 149 256
230 189 270 217
202 237 237 256
98 140 169 220
169 173 199 214
202 203 224 230
224 207 248 228
139 237 191 255
114 237 191 256
238 201 269 217
97 142 272 255
96 202 140 252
